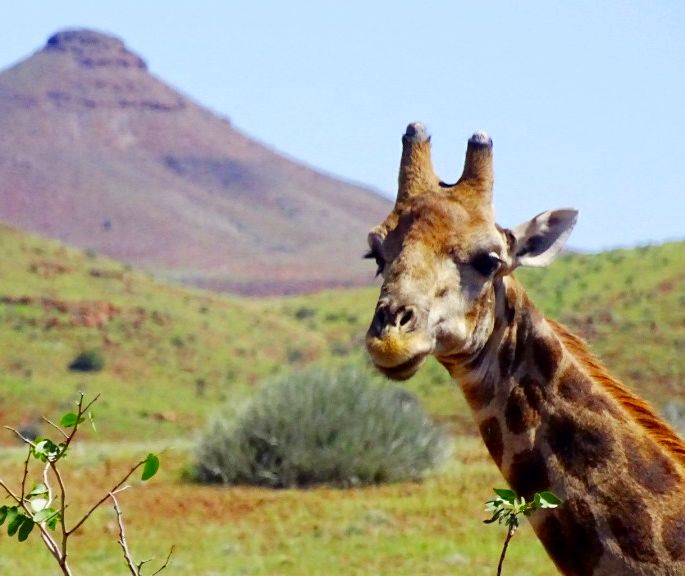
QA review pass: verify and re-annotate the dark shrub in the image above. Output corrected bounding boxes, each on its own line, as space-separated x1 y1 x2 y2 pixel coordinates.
194 366 451 487
68 349 105 372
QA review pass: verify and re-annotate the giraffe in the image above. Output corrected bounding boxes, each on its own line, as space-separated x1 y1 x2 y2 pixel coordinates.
364 123 685 575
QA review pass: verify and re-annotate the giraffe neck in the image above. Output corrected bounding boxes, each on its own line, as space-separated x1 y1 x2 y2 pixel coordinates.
440 276 685 575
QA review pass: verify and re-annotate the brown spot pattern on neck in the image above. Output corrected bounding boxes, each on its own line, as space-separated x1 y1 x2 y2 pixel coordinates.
548 318 685 468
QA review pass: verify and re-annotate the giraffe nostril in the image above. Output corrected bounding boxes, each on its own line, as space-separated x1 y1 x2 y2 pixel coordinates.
395 306 418 332
371 303 419 335
398 307 415 328
372 305 389 335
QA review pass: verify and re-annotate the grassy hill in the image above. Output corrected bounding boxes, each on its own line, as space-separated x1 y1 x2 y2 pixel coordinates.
1 225 684 575
1 223 684 445
0 224 325 442
520 242 685 413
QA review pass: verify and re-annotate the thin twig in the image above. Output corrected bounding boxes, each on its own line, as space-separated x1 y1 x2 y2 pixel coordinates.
50 460 70 560
0 461 65 570
0 444 32 505
110 491 139 575
39 458 61 560
3 425 37 447
38 527 61 559
110 489 173 576
67 459 146 536
42 417 70 440
150 546 175 576
81 392 100 413
1 393 160 576
77 393 100 427
497 523 517 576
0 477 22 504
42 463 53 508
20 443 31 500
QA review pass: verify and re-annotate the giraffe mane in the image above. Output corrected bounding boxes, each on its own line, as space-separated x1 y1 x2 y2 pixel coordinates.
548 318 685 468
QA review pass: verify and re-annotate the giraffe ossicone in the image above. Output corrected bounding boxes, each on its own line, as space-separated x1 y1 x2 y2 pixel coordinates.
404 122 429 142
468 130 491 147
365 124 685 575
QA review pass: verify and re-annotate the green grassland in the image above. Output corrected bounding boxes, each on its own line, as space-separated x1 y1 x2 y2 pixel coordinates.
0 224 684 574
0 224 325 441
0 437 555 575
1 224 684 441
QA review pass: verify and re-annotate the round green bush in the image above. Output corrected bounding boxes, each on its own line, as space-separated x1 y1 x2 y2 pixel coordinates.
194 366 451 487
68 349 105 372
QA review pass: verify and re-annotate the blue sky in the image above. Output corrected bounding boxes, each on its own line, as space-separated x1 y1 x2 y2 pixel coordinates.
1 1 683 251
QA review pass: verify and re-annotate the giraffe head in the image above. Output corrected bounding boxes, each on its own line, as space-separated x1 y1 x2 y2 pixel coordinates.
365 123 578 380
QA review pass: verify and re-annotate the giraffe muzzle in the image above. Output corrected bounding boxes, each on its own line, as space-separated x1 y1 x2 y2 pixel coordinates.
365 301 433 380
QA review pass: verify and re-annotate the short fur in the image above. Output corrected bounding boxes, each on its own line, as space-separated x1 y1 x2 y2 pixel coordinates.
549 319 685 467
365 123 685 575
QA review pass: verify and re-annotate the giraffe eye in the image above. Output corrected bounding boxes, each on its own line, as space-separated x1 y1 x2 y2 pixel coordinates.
471 252 502 277
364 247 385 277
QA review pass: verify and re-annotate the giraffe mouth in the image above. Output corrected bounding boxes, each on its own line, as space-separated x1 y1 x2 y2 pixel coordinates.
374 352 427 381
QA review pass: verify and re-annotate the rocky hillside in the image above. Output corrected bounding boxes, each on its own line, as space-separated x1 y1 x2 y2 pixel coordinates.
0 29 391 295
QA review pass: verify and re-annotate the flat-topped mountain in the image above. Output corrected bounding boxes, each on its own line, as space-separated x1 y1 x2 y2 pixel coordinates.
0 29 391 295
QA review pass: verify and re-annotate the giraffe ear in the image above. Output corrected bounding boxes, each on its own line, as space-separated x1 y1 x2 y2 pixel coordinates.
509 208 578 268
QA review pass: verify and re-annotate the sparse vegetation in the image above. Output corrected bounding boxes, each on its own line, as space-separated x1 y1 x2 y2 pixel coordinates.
194 366 451 487
0 394 168 575
68 349 105 372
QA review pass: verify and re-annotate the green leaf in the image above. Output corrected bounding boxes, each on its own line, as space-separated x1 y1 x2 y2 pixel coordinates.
483 508 505 524
60 412 84 428
141 453 160 481
88 411 97 432
17 518 34 542
32 439 49 462
4 507 18 530
536 491 562 509
33 508 59 524
29 498 49 513
32 439 62 462
7 512 26 537
0 506 8 526
28 483 49 497
46 513 60 531
493 488 517 503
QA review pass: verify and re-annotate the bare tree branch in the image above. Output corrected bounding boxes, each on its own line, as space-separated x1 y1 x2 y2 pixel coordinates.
150 546 175 576
20 442 31 500
0 477 22 504
0 450 66 572
110 490 173 576
110 491 139 575
50 460 69 561
67 458 146 536
42 463 53 507
1 393 166 576
42 417 69 440
3 425 37 447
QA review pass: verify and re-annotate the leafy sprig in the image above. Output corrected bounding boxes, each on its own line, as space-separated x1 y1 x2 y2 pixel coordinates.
0 393 169 576
484 488 561 575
